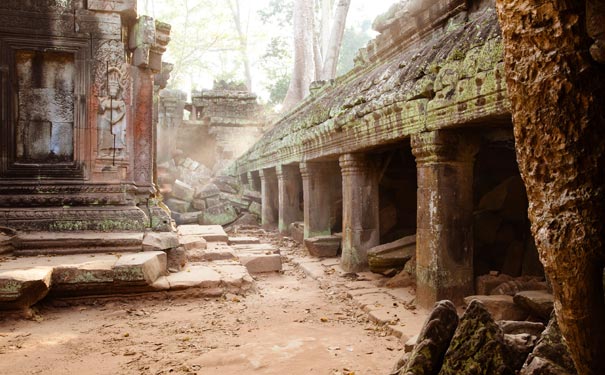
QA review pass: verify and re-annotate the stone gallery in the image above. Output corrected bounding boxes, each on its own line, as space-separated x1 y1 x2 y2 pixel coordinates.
0 0 604 374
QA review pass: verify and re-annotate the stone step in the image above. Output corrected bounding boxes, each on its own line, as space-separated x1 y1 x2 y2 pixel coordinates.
228 236 260 245
11 232 145 256
187 242 235 262
231 243 280 254
177 224 228 242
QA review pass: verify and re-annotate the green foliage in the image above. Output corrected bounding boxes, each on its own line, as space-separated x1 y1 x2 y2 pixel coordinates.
258 0 294 27
337 19 373 76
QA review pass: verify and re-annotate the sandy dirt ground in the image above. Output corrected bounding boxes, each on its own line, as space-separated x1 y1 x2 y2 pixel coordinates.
0 234 416 375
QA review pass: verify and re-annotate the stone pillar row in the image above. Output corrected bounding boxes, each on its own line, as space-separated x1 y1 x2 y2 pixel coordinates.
253 129 478 307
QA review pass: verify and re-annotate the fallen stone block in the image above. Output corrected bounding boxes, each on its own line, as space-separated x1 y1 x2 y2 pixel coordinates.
243 189 261 203
304 235 341 258
113 251 167 285
165 265 221 290
197 183 221 199
192 199 207 211
171 211 201 225
177 225 228 242
142 232 179 251
213 176 239 194
368 235 415 274
513 290 554 320
179 235 207 250
172 179 195 202
232 243 280 254
475 273 514 295
0 267 53 310
463 295 529 321
164 197 191 213
165 246 187 271
238 253 282 273
498 320 545 337
249 202 261 216
289 222 304 243
205 196 222 208
221 193 250 210
231 213 260 227
440 300 518 374
199 203 238 226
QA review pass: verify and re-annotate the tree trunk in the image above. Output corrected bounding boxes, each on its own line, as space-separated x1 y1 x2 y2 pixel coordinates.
228 0 252 91
320 0 333 59
495 1 605 374
320 0 350 80
282 0 315 111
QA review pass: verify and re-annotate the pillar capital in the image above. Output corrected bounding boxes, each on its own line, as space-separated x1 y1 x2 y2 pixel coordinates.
411 130 479 164
300 161 337 179
338 153 369 176
276 164 301 180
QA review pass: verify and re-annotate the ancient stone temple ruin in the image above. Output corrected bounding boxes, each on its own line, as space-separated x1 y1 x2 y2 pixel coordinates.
0 1 171 250
234 0 542 308
158 81 265 172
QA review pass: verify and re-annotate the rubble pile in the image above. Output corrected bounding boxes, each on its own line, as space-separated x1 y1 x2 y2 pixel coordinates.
158 157 260 227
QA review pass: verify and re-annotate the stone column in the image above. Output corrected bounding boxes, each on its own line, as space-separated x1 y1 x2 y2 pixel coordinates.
259 168 278 230
300 161 341 239
276 165 303 235
339 154 380 273
411 130 479 308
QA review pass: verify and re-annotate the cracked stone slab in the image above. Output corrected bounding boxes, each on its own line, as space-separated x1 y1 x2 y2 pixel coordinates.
0 267 53 310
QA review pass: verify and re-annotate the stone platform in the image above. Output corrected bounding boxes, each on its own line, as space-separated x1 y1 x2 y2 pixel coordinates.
0 225 282 313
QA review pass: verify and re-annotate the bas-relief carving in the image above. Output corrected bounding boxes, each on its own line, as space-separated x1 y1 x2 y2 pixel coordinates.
93 40 131 162
98 67 127 158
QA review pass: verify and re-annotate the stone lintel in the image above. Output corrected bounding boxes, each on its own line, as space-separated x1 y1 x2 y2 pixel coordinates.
88 0 137 19
339 153 380 273
411 130 479 307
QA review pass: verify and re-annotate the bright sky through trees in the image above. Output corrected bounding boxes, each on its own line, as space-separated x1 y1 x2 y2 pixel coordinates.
137 0 399 102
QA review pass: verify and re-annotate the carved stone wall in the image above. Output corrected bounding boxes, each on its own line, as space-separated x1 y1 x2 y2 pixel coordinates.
0 1 171 232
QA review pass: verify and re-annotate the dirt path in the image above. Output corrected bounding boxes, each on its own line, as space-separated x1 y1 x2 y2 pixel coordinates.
0 241 409 375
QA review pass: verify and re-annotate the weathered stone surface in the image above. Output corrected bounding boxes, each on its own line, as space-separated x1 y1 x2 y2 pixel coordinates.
171 211 201 225
243 189 261 203
513 290 554 321
205 196 222 208
178 234 207 250
249 202 261 217
113 251 167 284
220 193 249 210
0 267 52 310
165 265 221 290
386 270 416 288
165 246 186 271
519 315 577 375
228 237 260 245
164 198 191 213
197 183 221 199
230 213 260 227
439 300 515 375
476 273 514 295
368 235 415 274
12 232 144 256
142 232 179 251
238 254 282 273
498 321 545 337
172 180 195 202
304 235 341 258
289 221 304 243
490 278 548 296
0 233 13 254
504 333 539 371
177 225 228 242
231 243 279 254
199 203 238 226
394 300 459 375
51 259 116 295
463 295 528 321
192 199 207 211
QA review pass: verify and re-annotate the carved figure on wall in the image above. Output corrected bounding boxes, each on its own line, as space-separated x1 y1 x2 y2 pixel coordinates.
98 66 127 159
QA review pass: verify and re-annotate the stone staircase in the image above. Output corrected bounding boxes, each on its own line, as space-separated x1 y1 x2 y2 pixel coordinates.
0 225 283 314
